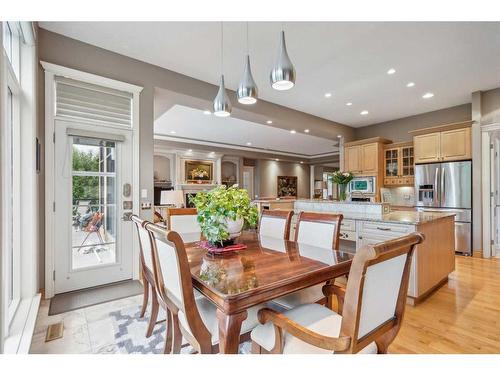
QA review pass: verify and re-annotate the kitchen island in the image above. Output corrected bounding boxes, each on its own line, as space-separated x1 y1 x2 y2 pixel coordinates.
293 199 455 305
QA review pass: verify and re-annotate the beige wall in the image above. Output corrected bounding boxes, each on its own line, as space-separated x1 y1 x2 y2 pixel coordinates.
481 87 500 125
354 104 472 142
255 160 310 198
153 155 171 181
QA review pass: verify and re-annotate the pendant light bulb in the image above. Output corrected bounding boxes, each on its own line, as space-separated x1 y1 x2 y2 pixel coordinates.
237 23 258 104
213 75 232 117
213 23 232 117
270 30 296 91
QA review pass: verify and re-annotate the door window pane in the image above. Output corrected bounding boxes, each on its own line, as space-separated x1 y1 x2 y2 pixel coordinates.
71 138 117 270
6 88 14 306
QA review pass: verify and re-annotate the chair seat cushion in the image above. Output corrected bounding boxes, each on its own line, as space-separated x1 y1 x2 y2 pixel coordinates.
179 296 264 345
251 303 378 354
271 284 325 310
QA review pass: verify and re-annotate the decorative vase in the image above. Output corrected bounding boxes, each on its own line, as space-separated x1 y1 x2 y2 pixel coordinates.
338 184 348 201
225 217 244 239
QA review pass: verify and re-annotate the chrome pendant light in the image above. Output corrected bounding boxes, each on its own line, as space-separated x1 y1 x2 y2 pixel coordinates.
213 22 232 117
270 27 296 91
237 23 258 104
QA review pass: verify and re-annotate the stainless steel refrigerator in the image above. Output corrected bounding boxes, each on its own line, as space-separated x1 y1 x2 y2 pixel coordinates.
415 161 472 255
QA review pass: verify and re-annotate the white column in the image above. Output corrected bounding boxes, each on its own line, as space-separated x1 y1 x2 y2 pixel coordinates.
310 165 315 199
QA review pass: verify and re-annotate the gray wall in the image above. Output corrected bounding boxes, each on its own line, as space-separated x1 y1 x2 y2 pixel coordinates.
255 160 310 198
481 87 500 125
37 29 350 288
153 155 171 181
354 104 472 142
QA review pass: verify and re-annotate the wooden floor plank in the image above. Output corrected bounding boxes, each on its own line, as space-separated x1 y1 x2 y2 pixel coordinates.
390 255 500 354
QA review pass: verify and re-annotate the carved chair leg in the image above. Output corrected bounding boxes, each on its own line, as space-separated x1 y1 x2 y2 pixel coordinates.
251 341 263 354
163 309 173 354
140 278 149 318
171 313 183 354
146 289 159 338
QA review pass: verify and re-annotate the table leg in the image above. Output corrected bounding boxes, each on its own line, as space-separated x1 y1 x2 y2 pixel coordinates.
216 308 247 354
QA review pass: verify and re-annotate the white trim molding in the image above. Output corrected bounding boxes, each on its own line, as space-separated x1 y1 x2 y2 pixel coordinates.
43 62 143 297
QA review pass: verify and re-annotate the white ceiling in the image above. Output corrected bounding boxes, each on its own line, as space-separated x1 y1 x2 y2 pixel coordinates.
39 22 500 127
154 105 339 157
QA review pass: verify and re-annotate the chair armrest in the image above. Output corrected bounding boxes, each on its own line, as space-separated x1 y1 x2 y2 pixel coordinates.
322 284 345 314
258 308 351 353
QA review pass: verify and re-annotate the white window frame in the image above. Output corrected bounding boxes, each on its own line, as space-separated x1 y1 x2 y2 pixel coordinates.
41 62 143 298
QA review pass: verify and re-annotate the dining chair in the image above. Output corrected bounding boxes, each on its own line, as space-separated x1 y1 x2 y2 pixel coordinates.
131 215 162 338
145 222 264 354
258 209 293 240
166 208 200 233
251 232 424 354
270 212 343 309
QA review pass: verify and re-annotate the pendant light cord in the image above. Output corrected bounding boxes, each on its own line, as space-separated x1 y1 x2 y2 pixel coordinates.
246 22 249 55
220 22 224 75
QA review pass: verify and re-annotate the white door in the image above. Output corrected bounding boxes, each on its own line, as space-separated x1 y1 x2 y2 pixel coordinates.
242 166 254 199
53 120 134 293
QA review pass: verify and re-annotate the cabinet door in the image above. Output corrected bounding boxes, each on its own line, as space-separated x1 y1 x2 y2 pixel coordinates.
361 143 379 174
384 148 399 178
440 127 471 161
345 145 361 173
401 146 414 177
414 133 441 164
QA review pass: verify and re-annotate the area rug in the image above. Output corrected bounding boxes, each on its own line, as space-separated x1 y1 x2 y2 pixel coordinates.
109 304 251 354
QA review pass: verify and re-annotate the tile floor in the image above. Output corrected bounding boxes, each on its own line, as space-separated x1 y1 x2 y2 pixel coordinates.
30 294 143 354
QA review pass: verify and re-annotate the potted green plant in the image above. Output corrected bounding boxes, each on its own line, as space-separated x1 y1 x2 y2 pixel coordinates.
330 171 354 201
191 185 258 247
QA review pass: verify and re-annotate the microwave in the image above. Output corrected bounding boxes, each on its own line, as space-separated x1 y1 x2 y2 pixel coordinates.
349 177 376 195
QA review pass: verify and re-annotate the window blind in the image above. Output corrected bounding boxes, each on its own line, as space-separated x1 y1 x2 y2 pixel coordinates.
55 76 133 127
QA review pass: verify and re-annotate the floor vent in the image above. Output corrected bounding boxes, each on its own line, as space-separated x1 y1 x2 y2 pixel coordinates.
45 322 64 342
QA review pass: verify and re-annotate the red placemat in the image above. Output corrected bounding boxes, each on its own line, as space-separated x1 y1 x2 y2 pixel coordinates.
197 241 247 254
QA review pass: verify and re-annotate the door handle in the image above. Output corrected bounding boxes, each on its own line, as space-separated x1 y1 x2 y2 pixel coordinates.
441 167 446 205
376 226 391 231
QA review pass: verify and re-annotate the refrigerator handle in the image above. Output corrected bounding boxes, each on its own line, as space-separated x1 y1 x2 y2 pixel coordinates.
441 166 446 205
434 167 440 205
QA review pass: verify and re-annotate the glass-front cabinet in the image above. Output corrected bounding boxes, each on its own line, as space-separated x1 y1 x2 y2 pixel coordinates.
384 142 414 186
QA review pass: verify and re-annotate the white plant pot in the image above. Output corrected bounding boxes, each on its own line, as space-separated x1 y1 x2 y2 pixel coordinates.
225 217 244 239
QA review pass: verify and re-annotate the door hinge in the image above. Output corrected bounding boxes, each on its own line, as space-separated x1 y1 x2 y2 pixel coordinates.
53 201 56 212
53 132 55 143
53 270 56 281
491 143 494 150
491 240 495 246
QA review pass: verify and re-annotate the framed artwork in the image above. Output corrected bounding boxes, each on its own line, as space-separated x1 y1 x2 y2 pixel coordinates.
185 160 214 183
277 176 298 197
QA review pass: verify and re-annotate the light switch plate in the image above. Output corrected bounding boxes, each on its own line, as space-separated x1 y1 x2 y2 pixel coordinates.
141 189 148 199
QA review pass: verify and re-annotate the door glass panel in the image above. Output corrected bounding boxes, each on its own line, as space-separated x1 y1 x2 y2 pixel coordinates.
71 137 117 270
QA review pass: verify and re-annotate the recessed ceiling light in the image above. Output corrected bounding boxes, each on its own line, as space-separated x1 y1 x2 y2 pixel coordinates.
360 110 369 115
290 130 296 134
406 82 415 88
300 161 304 164
170 130 176 134
387 68 396 75
209 151 215 155
337 135 342 138
304 129 310 133
422 92 434 99
187 149 193 152
266 120 273 124
346 102 353 106
203 110 211 115
275 158 279 161
246 142 252 146
324 92 332 98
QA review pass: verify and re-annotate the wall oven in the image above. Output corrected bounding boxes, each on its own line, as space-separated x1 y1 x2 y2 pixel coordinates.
349 176 376 195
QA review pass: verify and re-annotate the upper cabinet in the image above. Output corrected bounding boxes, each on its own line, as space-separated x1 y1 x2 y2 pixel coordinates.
412 122 472 164
383 142 414 186
345 145 362 173
344 137 391 176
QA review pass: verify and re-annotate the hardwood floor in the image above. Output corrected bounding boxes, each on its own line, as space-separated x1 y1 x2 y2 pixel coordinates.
390 255 500 353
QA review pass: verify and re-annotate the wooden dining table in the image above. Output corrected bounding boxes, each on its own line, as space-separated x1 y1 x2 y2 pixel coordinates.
181 230 355 354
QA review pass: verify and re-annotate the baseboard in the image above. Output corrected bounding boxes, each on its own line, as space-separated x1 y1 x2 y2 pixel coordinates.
3 294 41 354
406 277 448 306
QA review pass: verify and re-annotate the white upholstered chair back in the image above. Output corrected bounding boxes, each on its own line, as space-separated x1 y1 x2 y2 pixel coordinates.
258 210 293 240
137 224 154 270
356 254 406 338
294 212 342 250
170 215 200 233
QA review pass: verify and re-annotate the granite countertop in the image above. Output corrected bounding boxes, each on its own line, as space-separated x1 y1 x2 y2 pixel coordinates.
341 211 455 225
295 199 385 205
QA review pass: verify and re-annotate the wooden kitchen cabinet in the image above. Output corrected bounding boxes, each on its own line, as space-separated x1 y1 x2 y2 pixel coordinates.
383 142 414 186
361 143 379 174
345 145 362 173
412 122 472 164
